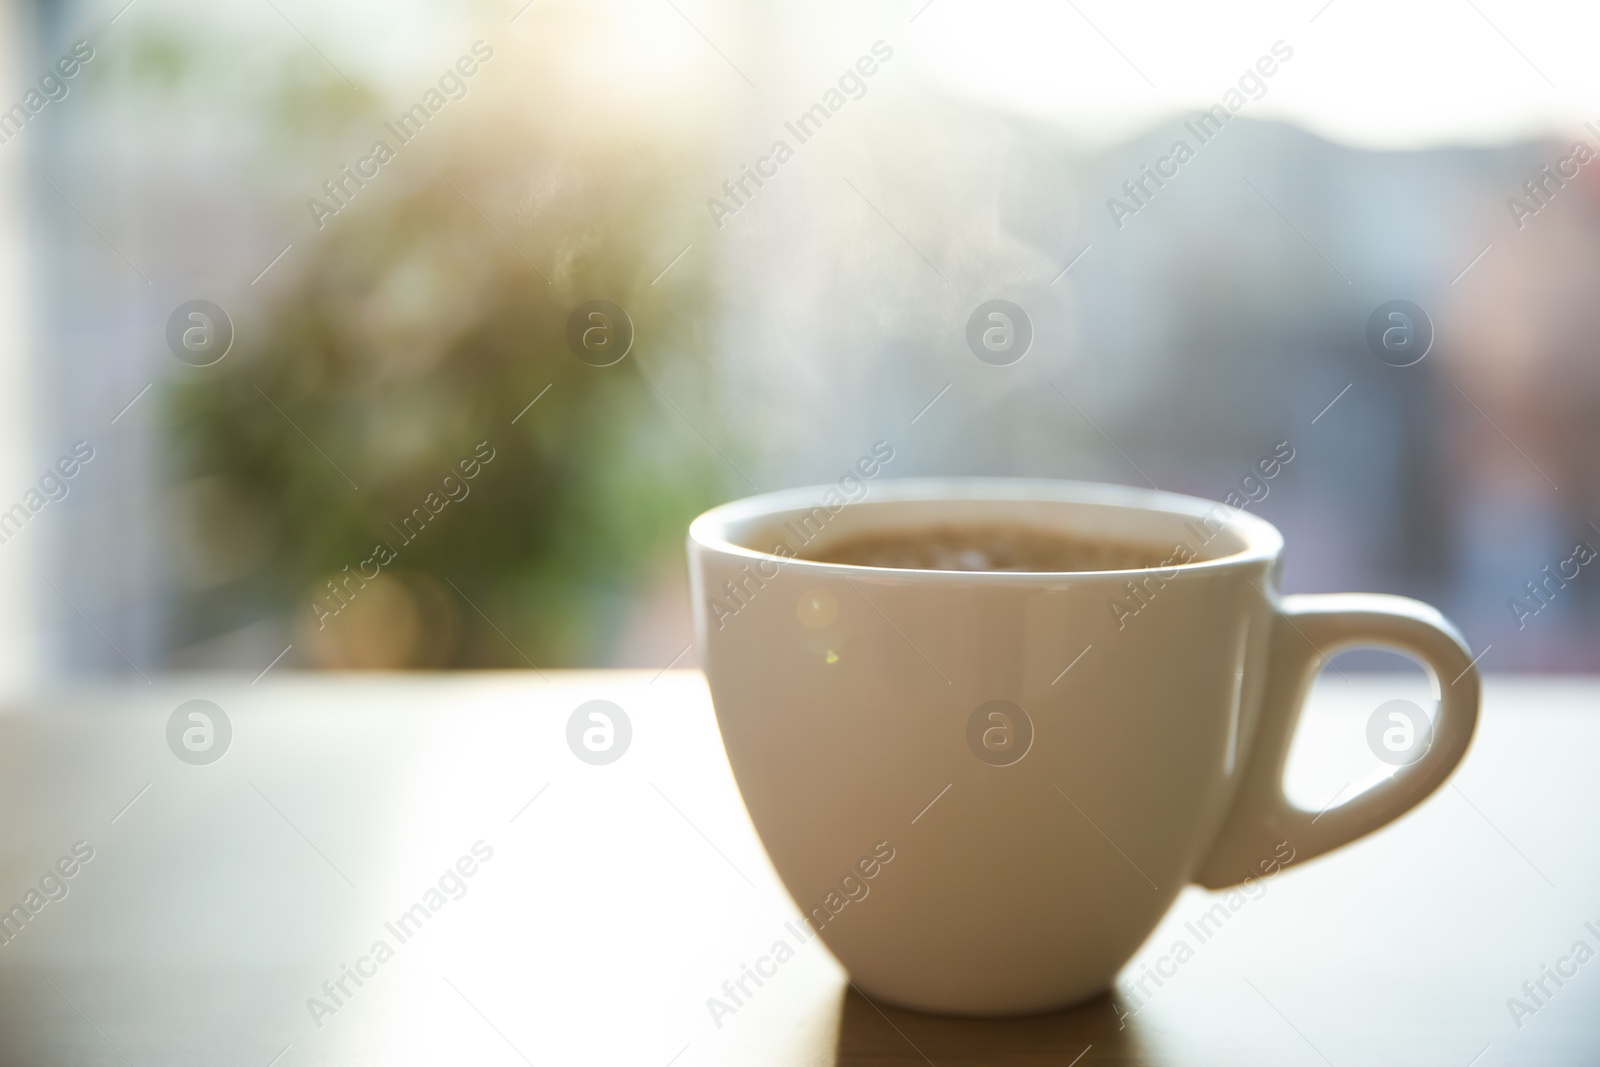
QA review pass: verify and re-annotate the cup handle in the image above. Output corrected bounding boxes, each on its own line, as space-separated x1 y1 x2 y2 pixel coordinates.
1194 593 1481 889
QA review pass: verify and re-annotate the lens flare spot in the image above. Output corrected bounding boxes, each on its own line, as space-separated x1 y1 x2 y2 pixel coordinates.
798 588 839 629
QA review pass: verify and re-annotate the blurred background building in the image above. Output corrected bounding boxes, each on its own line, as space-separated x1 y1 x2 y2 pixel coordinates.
2 0 1596 682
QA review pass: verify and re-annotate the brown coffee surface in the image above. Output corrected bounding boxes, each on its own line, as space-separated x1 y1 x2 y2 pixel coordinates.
803 524 1171 572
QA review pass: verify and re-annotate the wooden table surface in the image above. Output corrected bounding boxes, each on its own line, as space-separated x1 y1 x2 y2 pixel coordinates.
0 671 1594 1066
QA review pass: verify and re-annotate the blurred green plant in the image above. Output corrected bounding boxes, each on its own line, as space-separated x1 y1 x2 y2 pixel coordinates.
159 19 729 667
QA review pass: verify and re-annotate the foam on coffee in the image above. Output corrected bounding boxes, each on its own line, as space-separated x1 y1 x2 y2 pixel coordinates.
802 524 1172 572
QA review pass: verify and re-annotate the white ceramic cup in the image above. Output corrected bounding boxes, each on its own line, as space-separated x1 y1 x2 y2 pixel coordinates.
687 478 1480 1015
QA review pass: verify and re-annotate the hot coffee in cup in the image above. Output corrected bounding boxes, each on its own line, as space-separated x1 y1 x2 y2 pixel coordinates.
799 524 1172 572
688 479 1478 1015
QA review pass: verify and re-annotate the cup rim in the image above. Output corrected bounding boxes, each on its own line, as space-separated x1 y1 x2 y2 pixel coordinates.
687 477 1284 580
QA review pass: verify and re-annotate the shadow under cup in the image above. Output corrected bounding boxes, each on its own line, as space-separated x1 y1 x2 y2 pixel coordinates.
687 478 1476 1016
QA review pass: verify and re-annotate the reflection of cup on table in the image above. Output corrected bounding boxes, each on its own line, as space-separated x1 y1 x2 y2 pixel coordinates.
689 478 1479 1015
